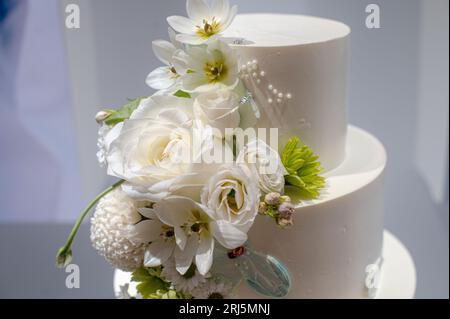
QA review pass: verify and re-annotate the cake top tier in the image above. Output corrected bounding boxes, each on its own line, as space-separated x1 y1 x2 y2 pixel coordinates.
223 14 350 47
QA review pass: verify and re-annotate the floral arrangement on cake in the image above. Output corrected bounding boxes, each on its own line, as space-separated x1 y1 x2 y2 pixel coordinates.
56 0 324 299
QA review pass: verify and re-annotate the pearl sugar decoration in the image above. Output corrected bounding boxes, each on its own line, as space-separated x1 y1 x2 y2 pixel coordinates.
239 59 293 106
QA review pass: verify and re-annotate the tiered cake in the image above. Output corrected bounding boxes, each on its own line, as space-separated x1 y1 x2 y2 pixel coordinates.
58 1 387 300
224 14 386 299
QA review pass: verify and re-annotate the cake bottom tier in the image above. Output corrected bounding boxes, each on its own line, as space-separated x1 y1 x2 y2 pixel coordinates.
237 125 387 299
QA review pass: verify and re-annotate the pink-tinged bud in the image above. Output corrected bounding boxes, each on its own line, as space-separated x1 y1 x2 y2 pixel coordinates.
264 192 281 206
277 202 295 227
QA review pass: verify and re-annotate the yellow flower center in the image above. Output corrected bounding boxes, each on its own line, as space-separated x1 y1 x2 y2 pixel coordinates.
204 60 227 83
196 17 221 39
161 225 175 240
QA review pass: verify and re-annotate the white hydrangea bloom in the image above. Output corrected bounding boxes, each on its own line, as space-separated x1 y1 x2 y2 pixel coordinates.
90 188 145 271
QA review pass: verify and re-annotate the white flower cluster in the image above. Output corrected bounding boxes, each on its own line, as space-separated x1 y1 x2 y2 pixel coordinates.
91 0 290 297
90 188 145 271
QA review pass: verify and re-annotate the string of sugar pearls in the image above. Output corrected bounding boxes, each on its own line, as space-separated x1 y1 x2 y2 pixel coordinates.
240 59 293 104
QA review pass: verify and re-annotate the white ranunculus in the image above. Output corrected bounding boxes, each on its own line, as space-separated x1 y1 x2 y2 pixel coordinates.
173 39 239 93
146 28 185 90
236 139 288 194
194 89 240 136
201 164 260 236
167 0 237 45
104 95 211 201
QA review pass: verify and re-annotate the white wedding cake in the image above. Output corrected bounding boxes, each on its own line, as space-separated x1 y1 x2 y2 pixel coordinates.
57 1 386 300
224 14 386 299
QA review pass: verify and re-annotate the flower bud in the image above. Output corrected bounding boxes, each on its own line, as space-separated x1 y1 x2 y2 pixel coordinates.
277 202 295 227
95 110 112 124
56 247 73 268
264 192 281 206
258 201 268 215
280 195 291 203
278 202 295 217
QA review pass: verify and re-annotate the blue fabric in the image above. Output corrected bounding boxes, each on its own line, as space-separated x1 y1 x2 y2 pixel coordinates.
0 0 20 25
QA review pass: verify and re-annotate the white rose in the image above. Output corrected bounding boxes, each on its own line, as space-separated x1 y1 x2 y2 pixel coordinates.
104 95 212 201
201 164 260 235
194 89 240 136
236 139 287 194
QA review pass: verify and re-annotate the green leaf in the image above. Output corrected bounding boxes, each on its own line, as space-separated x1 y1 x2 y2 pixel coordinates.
131 267 151 282
281 136 325 200
281 136 299 165
131 267 171 299
173 90 191 98
136 277 169 298
285 175 306 188
104 97 144 126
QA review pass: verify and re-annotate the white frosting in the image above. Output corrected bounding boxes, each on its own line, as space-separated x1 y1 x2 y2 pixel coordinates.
224 14 350 46
224 14 350 171
236 126 386 298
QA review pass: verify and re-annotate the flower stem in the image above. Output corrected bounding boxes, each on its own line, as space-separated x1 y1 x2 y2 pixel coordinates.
56 179 125 268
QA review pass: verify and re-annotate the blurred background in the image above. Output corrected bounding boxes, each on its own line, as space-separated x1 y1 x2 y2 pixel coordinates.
0 0 448 298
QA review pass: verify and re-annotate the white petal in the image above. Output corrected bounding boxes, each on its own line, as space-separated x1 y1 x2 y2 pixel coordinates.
167 15 196 34
211 220 247 249
182 74 210 92
168 27 183 50
175 226 188 250
145 67 175 90
137 207 157 219
174 235 199 274
175 33 206 45
122 180 172 202
172 49 190 74
195 235 214 275
130 219 161 243
187 0 210 22
211 0 229 21
156 108 192 127
152 40 176 65
154 196 194 227
220 4 237 30
144 240 174 267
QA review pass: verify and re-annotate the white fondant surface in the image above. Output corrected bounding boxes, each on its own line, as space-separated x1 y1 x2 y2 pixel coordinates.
238 125 386 298
223 14 350 46
301 125 387 206
376 231 416 299
225 14 350 171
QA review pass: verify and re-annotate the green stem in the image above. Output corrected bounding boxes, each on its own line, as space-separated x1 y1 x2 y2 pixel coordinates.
56 179 125 267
